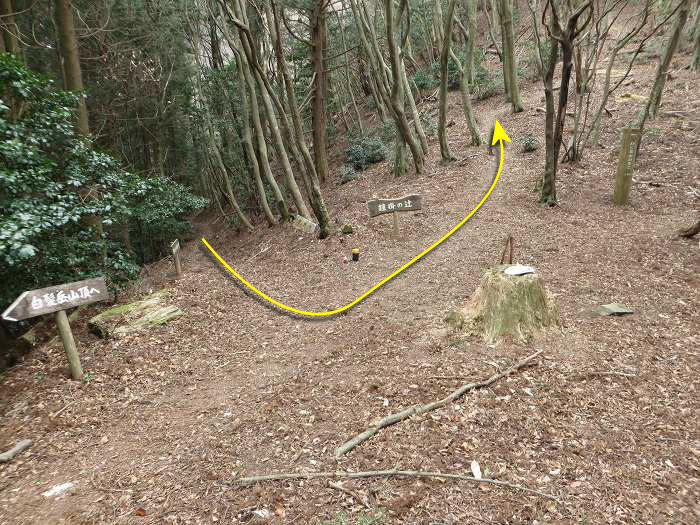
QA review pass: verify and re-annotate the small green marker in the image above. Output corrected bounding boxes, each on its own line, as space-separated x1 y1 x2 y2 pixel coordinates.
352 248 360 262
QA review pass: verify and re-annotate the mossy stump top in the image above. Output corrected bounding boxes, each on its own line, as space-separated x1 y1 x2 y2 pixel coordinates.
456 265 559 343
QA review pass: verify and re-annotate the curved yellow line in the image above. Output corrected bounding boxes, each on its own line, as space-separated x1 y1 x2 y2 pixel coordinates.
202 141 504 317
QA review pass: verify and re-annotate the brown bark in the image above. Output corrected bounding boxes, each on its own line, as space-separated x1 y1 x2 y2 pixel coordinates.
0 0 19 56
637 0 690 128
540 1 593 206
497 0 524 112
54 0 89 136
310 1 329 184
270 3 331 238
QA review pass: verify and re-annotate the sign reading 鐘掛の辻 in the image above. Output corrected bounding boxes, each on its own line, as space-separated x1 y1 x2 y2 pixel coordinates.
367 194 422 218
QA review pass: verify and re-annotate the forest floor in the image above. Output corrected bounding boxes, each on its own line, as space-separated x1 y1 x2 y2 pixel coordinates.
1 54 699 525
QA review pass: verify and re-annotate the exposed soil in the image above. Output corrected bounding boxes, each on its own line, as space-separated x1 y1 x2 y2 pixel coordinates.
1 51 698 524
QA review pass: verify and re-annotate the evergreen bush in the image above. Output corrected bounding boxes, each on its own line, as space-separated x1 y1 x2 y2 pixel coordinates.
345 137 387 171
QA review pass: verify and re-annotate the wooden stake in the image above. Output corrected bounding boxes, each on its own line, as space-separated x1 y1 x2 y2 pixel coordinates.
171 239 183 279
56 310 83 380
392 211 399 238
614 127 642 205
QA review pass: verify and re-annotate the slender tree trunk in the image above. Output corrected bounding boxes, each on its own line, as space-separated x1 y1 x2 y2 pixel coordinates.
498 0 524 112
54 0 89 136
238 50 289 221
0 0 19 56
231 0 311 220
637 0 690 128
384 0 424 175
311 1 329 183
54 0 106 242
336 8 364 135
691 2 700 72
540 37 559 206
463 0 477 85
234 52 276 226
269 4 331 238
439 0 459 161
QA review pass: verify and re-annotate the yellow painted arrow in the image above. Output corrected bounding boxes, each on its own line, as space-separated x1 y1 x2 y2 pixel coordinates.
202 121 510 317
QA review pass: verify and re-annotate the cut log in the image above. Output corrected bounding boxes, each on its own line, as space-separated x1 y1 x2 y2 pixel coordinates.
88 290 183 338
456 265 559 343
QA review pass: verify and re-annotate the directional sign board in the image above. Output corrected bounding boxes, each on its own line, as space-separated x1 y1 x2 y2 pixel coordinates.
367 194 422 218
2 277 108 322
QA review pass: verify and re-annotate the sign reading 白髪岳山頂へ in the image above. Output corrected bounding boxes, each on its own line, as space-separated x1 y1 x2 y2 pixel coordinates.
367 194 422 218
1 277 108 322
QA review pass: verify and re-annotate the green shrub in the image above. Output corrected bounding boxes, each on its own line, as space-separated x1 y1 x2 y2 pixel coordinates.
379 121 397 143
338 164 358 185
520 134 540 152
411 68 437 90
345 136 387 171
420 112 437 138
0 53 206 326
431 55 462 90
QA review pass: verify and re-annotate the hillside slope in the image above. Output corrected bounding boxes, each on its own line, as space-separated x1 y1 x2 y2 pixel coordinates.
0 56 698 524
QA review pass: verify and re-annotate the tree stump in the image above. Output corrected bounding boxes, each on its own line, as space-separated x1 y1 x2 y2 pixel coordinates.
451 265 559 343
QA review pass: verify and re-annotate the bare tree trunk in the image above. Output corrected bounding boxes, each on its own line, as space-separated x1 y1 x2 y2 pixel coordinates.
336 7 364 135
540 1 592 206
54 0 105 242
0 0 19 56
497 0 524 112
692 2 700 72
234 52 276 227
540 35 559 206
463 0 477 85
269 3 332 238
311 0 329 183
384 0 424 175
439 0 459 161
230 0 311 220
637 0 690 128
54 0 89 136
237 49 289 222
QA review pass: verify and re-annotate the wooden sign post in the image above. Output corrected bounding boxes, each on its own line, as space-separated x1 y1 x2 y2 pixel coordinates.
368 194 423 238
171 239 183 279
613 127 642 205
2 277 108 380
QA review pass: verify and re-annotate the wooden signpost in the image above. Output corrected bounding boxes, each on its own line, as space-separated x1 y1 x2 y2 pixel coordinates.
2 277 108 380
613 127 642 205
368 194 422 237
171 239 183 279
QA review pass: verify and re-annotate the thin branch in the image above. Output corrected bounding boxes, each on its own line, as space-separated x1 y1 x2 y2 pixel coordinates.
239 468 559 501
335 350 543 457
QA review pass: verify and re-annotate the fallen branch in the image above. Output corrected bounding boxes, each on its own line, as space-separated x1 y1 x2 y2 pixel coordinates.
240 468 558 501
335 350 543 457
0 439 32 463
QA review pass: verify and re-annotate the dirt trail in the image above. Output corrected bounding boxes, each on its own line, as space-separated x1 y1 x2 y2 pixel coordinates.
1 66 699 524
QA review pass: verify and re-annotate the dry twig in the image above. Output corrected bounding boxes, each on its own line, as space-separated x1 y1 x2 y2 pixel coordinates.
240 469 558 501
0 439 32 463
335 350 543 457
